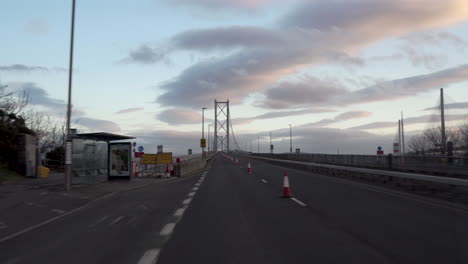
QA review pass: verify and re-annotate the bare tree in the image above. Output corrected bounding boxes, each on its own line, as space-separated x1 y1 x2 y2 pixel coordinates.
460 122 468 149
408 134 429 155
0 82 29 114
422 126 460 151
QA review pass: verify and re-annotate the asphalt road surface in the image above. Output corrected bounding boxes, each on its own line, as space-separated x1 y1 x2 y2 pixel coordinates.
1 154 467 264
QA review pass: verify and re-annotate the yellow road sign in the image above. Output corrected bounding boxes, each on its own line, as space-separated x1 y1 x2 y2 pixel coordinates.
156 152 173 164
200 138 206 148
140 154 158 164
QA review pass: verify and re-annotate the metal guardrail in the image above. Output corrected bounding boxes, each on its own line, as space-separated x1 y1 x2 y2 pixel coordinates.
252 153 468 177
247 155 468 187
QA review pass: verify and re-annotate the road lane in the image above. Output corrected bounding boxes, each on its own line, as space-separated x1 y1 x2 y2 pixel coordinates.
235 155 468 264
0 174 203 264
157 155 391 264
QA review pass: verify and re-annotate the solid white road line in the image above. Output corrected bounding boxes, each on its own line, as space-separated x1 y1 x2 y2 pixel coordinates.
261 179 268 183
110 216 125 225
290 197 307 207
137 249 160 264
182 198 192 205
173 207 186 217
0 222 7 230
160 223 176 236
188 191 196 197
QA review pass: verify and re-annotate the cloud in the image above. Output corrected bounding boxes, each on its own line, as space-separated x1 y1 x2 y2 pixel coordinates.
206 107 335 126
308 111 371 127
349 113 468 130
259 76 348 109
124 44 167 64
424 102 468 111
115 107 144 114
128 129 202 154
167 0 273 11
74 117 121 132
147 0 468 109
7 82 66 109
0 64 67 73
345 64 468 105
157 109 203 125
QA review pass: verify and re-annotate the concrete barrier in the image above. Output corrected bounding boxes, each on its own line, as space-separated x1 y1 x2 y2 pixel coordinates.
174 153 216 177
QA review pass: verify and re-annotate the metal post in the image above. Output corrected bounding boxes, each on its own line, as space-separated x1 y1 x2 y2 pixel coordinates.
214 100 218 151
440 88 446 154
65 0 76 191
401 112 405 155
289 124 292 153
270 132 272 154
202 107 206 153
226 100 230 153
208 124 211 152
398 120 402 156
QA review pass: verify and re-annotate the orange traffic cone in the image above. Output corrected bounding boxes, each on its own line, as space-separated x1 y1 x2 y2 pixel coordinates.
247 161 252 173
282 171 292 198
235 159 239 166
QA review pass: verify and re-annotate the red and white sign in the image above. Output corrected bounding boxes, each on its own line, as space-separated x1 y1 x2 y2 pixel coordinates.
135 152 144 158
376 150 384 155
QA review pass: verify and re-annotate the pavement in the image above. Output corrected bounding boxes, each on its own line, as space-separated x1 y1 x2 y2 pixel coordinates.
1 154 467 263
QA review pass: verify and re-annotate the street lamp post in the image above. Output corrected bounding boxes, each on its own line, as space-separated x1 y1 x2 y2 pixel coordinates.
65 0 76 191
202 107 207 153
289 124 292 153
208 124 211 152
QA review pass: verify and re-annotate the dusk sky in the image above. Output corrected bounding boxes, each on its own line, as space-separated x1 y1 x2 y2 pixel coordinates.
2 0 468 154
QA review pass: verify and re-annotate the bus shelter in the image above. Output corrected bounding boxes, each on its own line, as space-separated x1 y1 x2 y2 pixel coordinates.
71 132 135 182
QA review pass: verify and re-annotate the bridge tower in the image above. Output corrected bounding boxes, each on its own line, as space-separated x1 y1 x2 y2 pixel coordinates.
214 100 230 152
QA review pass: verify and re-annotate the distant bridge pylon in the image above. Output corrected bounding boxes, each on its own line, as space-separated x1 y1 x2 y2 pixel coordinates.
214 99 230 152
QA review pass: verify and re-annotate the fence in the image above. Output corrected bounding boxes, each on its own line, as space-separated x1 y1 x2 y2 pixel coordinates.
252 153 468 178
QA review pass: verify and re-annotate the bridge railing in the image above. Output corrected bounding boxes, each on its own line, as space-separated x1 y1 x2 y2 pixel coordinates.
251 153 468 178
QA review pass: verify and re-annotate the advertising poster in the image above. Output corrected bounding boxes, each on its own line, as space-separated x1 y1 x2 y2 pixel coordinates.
109 143 131 179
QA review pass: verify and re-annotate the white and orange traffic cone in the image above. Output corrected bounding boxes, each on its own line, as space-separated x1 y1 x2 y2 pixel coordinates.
282 171 292 198
235 159 239 166
247 161 252 173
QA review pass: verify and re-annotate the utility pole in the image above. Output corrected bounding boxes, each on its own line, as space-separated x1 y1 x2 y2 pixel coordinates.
208 124 211 152
289 124 292 153
202 107 206 153
401 111 405 155
270 132 272 154
398 119 402 155
250 141 252 153
440 88 446 155
65 0 76 191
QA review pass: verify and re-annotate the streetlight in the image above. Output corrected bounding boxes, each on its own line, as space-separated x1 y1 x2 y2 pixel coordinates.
208 124 211 152
202 107 207 153
289 124 292 153
65 0 76 191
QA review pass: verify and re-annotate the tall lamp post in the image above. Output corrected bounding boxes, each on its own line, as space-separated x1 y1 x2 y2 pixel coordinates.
208 124 211 152
202 107 207 153
289 124 292 153
65 0 76 191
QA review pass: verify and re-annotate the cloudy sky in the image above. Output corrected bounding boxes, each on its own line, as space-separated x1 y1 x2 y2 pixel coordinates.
1 0 468 155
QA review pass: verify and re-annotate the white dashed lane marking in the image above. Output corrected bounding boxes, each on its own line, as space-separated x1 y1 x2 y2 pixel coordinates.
261 179 268 183
137 249 160 264
160 223 176 236
173 207 186 217
290 197 307 207
182 198 192 205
